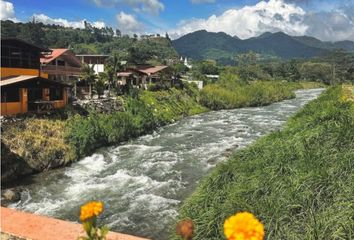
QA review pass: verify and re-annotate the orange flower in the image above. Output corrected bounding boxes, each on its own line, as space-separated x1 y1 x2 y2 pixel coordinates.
224 212 264 240
176 219 194 240
80 201 104 222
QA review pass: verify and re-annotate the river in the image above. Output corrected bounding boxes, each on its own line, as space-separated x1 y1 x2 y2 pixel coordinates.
10 88 324 239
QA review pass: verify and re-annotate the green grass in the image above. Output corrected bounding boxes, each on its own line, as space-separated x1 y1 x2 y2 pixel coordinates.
200 81 301 110
140 86 208 125
174 86 354 240
65 86 207 158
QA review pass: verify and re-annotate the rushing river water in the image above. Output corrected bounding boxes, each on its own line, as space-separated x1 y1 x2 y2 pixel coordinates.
11 89 324 239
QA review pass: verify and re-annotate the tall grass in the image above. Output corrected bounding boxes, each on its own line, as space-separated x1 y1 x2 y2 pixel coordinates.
200 81 301 110
140 85 208 125
174 86 354 240
66 86 207 158
1 119 76 170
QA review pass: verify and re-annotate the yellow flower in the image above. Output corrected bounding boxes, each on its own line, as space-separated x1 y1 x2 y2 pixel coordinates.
224 212 264 240
80 201 104 222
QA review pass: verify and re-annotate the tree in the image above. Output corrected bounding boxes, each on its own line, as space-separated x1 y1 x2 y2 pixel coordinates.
236 51 257 66
300 62 332 84
115 29 121 38
128 41 154 64
197 60 219 75
96 73 107 98
106 53 125 96
80 64 96 98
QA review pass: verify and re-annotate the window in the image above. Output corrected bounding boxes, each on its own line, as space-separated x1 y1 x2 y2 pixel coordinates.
57 60 65 66
49 87 63 100
0 45 40 69
1 88 20 102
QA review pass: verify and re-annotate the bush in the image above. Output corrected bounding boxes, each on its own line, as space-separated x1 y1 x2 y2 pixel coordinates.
125 97 157 135
66 111 142 158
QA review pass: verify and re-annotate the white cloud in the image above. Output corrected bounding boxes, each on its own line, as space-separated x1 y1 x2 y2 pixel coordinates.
303 9 354 41
191 0 215 4
171 0 308 39
116 11 144 33
0 0 18 21
32 14 106 29
92 0 164 14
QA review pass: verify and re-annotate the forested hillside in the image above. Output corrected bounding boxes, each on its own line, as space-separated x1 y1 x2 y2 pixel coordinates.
172 30 354 63
1 20 178 64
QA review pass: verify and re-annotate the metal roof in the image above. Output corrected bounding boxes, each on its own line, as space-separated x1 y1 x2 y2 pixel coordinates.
40 49 82 67
0 75 70 87
117 72 133 77
136 65 168 75
0 75 37 87
76 54 110 57
1 38 50 52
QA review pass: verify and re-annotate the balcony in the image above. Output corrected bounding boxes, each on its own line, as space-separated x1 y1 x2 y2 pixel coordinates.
42 65 81 76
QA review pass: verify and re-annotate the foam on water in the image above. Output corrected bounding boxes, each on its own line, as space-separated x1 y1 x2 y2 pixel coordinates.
10 88 325 240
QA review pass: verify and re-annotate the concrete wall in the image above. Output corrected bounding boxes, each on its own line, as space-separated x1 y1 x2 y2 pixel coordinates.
1 207 149 240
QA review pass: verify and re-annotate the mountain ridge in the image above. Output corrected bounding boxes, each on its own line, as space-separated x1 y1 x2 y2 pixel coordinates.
172 30 354 62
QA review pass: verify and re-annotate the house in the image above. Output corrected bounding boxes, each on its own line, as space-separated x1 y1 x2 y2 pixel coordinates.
180 74 204 90
117 65 170 89
1 38 70 116
76 54 109 74
40 49 82 84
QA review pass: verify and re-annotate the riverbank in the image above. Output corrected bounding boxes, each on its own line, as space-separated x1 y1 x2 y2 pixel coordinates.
173 86 354 239
6 88 324 239
1 81 310 185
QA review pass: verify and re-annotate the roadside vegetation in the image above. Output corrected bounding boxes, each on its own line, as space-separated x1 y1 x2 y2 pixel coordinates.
174 86 354 239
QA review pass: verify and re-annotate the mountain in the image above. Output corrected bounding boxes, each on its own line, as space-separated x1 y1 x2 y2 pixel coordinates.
172 30 239 61
172 30 354 62
293 36 354 52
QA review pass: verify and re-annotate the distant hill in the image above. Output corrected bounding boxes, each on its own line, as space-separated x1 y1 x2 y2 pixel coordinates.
172 30 354 62
0 20 178 63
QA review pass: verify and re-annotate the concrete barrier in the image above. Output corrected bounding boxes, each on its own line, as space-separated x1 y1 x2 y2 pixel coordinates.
1 207 149 240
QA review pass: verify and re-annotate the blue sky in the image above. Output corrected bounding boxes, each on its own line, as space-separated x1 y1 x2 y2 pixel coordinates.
1 0 354 41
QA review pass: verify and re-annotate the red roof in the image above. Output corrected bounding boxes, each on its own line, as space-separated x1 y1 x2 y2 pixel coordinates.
40 49 68 64
136 65 168 75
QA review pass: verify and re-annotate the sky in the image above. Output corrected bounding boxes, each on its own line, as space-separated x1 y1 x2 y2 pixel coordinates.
0 0 354 41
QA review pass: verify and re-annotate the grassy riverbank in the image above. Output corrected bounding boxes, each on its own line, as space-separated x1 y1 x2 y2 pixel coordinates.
2 81 308 182
1 85 207 181
66 85 207 159
174 86 354 239
200 80 301 110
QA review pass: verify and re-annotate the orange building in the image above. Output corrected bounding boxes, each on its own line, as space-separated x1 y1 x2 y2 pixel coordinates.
1 38 70 116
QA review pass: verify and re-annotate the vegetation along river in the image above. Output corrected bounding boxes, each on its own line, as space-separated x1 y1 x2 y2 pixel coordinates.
10 88 324 239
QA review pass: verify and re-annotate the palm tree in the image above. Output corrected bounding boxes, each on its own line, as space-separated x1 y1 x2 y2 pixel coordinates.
96 72 107 98
106 53 124 96
80 64 96 99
